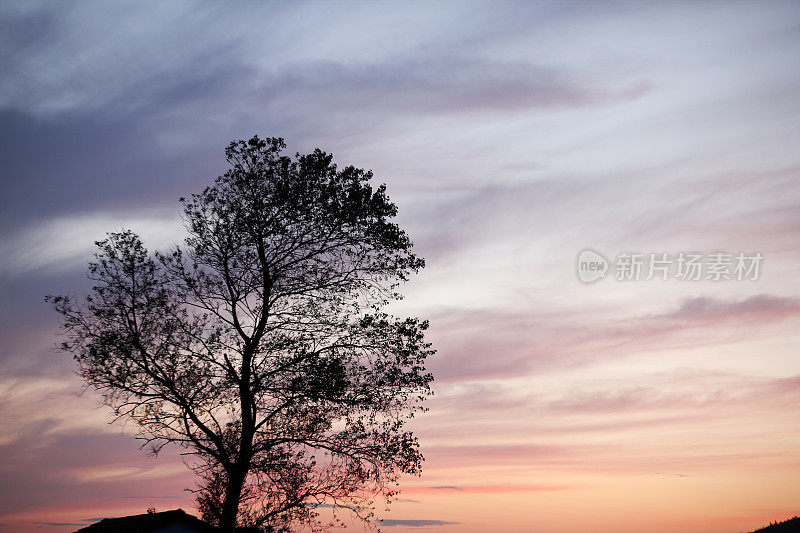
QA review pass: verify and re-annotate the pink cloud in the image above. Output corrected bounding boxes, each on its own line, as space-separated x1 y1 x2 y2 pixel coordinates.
428 295 800 381
0 429 194 531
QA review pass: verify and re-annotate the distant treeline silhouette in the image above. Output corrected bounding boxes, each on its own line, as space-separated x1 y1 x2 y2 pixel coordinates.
750 515 800 532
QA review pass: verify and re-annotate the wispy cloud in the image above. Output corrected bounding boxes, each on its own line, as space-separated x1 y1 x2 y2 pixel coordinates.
0 210 182 276
253 56 651 117
428 295 800 380
659 295 800 323
380 519 458 527
120 496 179 500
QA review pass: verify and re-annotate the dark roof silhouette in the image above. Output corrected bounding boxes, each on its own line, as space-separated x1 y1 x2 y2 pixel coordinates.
74 509 215 533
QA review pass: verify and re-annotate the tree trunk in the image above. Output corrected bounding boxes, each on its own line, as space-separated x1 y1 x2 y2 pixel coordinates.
219 467 246 533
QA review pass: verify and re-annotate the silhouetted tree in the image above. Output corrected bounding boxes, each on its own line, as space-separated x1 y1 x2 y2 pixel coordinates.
48 137 434 532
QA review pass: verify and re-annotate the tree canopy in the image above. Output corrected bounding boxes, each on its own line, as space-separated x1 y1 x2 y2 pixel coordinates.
48 136 434 532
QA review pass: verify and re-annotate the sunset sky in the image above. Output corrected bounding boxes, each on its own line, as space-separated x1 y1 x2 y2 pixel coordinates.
1 1 799 532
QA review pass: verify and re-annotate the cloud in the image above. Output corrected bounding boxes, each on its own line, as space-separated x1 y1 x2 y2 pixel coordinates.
545 387 711 414
0 108 222 233
427 486 462 491
0 1 648 120
430 368 800 421
255 56 650 119
420 443 578 469
380 519 458 527
0 428 193 518
0 2 251 116
418 482 570 494
586 295 800 357
302 503 364 510
661 295 800 323
427 295 800 381
0 374 110 445
0 209 183 276
121 496 177 500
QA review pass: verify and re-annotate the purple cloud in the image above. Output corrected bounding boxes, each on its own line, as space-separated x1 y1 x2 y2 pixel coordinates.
380 519 458 527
